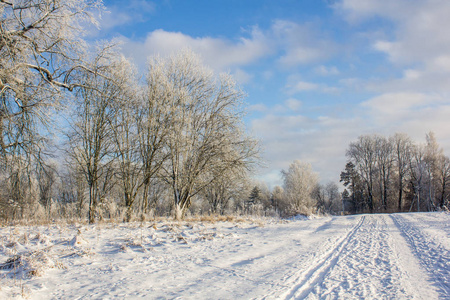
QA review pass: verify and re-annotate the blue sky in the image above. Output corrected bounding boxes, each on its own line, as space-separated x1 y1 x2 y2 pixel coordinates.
95 0 450 187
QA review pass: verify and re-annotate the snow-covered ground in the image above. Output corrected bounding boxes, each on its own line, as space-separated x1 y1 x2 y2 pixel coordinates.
0 212 449 299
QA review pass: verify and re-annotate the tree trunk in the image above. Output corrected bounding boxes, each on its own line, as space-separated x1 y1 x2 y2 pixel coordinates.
88 183 96 224
88 174 99 224
174 203 186 220
125 206 133 222
142 179 150 214
398 177 403 211
440 178 446 208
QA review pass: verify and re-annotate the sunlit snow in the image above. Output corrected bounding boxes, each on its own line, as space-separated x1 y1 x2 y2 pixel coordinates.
1 212 449 299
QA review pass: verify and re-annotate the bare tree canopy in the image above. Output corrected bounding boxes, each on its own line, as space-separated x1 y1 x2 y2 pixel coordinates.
0 0 102 163
152 51 260 219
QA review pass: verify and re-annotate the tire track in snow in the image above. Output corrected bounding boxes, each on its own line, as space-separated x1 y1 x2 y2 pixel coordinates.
391 214 450 298
312 214 434 299
261 215 366 300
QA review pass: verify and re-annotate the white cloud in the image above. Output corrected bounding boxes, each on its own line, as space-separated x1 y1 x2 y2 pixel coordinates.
339 77 360 87
251 91 450 187
288 81 319 93
268 99 303 114
99 11 133 30
334 0 402 23
361 93 443 119
402 69 421 80
233 68 253 85
251 112 361 186
430 55 450 73
100 0 155 30
315 65 340 76
373 40 393 55
337 0 450 70
120 27 272 72
333 0 450 98
118 19 338 73
271 20 336 67
249 104 268 113
285 78 339 95
321 86 341 94
361 92 450 131
285 99 303 112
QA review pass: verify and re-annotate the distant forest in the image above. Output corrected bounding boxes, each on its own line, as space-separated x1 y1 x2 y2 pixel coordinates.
341 132 450 214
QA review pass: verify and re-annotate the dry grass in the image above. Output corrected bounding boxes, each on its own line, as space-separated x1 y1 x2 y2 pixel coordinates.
184 214 248 223
0 250 65 278
0 212 274 228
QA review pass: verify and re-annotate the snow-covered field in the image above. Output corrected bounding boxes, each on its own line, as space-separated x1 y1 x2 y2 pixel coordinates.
0 212 449 299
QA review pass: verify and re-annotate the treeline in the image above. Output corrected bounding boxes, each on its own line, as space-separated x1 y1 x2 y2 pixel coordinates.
0 1 259 223
1 49 260 223
341 132 450 213
264 132 450 218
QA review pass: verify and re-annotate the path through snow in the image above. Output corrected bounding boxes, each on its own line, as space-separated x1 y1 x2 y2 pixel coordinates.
0 212 448 299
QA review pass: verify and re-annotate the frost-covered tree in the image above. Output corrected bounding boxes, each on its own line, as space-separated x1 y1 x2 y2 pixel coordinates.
154 51 259 219
137 58 177 215
108 58 141 222
67 52 129 223
0 0 103 164
0 0 110 221
282 160 318 216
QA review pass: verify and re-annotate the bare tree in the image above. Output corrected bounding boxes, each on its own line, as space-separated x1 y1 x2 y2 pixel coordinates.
202 169 248 215
271 185 288 216
57 164 86 218
137 58 174 215
282 160 319 216
436 155 450 209
408 144 426 212
424 132 442 211
347 135 377 212
155 51 259 219
36 161 56 213
0 0 114 222
108 59 142 221
392 133 413 211
313 182 341 214
344 132 450 214
375 135 394 210
1 153 35 220
67 52 126 223
0 0 103 164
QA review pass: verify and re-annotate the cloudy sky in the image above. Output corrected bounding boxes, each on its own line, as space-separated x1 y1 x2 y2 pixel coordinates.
96 0 450 188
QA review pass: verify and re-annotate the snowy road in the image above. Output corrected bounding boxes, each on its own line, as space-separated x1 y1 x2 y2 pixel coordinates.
1 212 449 299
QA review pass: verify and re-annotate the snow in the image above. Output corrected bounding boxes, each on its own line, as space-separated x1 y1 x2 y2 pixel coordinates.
0 212 449 299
